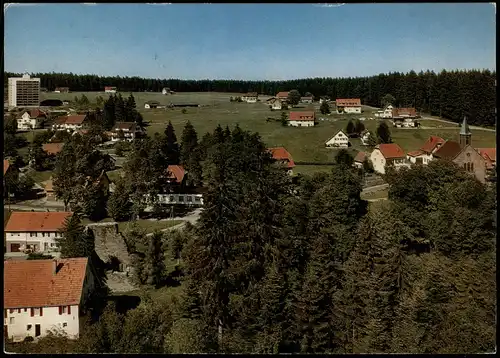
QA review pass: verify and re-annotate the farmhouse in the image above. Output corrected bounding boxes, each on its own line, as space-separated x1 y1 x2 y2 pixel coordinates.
353 151 367 169
4 211 73 254
370 143 410 174
360 130 372 146
268 147 295 176
52 115 90 131
241 92 258 103
16 109 46 130
336 98 362 114
42 143 65 156
374 104 394 118
54 87 70 93
104 86 117 93
268 98 283 110
3 257 97 342
301 96 313 104
406 135 445 164
392 108 418 127
109 122 144 142
276 92 289 102
162 87 173 95
144 100 161 109
325 130 350 148
288 111 316 127
319 96 331 104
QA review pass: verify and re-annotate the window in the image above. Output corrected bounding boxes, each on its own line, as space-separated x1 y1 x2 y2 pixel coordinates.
9 317 14 324
169 196 174 202
30 232 36 237
195 197 201 202
62 323 68 328
61 306 67 314
33 308 41 316
27 325 32 331
187 196 193 202
471 163 474 171
178 196 184 202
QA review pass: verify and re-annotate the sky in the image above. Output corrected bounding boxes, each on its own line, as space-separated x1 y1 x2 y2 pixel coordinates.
4 3 496 80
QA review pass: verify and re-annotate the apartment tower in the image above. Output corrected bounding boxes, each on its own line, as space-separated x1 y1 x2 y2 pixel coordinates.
8 73 41 108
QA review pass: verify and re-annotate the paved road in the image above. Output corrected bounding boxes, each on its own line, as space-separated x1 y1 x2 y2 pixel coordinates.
145 208 203 237
420 116 495 132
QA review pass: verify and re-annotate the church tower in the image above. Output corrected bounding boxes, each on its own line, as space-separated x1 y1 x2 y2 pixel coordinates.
459 116 472 148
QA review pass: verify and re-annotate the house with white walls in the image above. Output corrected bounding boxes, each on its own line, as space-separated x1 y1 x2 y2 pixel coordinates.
406 135 445 165
325 130 350 148
288 111 316 127
104 86 117 93
3 258 96 342
241 92 258 103
109 122 145 142
276 92 289 102
16 109 46 131
268 98 283 110
353 151 367 169
4 211 72 254
360 130 372 146
370 143 410 174
335 98 362 114
374 105 394 118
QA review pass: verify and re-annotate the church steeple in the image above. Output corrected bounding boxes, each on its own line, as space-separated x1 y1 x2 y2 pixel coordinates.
459 115 472 148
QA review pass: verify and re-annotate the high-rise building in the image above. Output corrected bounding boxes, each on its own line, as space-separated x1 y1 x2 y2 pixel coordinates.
8 73 41 108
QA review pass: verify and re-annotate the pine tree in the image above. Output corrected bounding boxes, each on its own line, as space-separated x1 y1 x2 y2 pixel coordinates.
57 213 95 258
320 101 330 114
140 232 166 287
163 121 180 164
180 121 199 165
125 94 137 122
376 122 392 144
354 119 365 135
345 120 356 137
82 183 108 221
115 94 126 123
107 178 132 221
287 90 301 107
103 95 116 130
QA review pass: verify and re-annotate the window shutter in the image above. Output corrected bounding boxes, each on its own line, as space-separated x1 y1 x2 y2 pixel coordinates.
68 306 71 314
40 307 43 317
30 308 34 317
59 306 62 315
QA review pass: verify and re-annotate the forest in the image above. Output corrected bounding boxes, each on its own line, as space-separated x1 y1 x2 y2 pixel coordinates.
5 121 497 354
4 69 496 127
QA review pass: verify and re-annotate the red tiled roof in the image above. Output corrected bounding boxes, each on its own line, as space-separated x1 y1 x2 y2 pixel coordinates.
420 136 445 154
104 86 116 90
377 143 406 159
432 140 463 160
393 108 417 117
4 258 88 308
268 147 296 168
276 91 289 98
42 142 65 155
336 98 361 107
28 109 46 118
166 165 185 184
477 148 496 162
54 116 68 125
354 151 366 163
5 212 72 232
65 115 87 125
4 160 10 175
407 150 425 157
113 122 137 131
289 111 316 121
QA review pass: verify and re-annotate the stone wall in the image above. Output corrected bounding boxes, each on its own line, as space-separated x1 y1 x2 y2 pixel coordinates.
86 222 131 270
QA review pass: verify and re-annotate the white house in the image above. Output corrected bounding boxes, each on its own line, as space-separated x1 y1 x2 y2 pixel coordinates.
109 122 145 142
360 130 372 146
144 101 161 109
288 111 316 127
319 97 330 104
268 98 283 110
104 86 117 93
370 143 410 174
162 87 173 95
16 109 46 131
52 115 89 132
4 211 73 254
406 135 445 165
241 92 258 103
325 130 350 148
3 258 96 342
276 92 289 102
374 105 394 118
336 98 362 114
300 96 313 104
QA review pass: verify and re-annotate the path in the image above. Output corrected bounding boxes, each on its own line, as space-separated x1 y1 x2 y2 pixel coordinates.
145 208 203 237
361 183 389 194
420 116 495 132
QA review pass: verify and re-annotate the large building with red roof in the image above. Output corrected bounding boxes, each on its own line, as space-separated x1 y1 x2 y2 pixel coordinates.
335 98 361 114
4 211 73 254
288 111 316 127
370 143 410 174
4 258 96 342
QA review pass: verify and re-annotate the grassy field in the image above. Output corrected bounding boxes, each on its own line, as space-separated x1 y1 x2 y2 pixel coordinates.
39 92 496 164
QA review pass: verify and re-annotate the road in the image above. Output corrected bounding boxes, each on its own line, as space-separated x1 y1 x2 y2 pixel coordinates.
361 183 389 193
145 208 203 236
420 116 496 132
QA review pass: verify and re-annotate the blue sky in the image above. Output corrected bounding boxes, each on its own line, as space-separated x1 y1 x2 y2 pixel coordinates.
4 3 496 80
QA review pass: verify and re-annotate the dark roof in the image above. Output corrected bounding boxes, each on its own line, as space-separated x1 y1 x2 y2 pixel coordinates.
433 140 463 160
145 100 160 105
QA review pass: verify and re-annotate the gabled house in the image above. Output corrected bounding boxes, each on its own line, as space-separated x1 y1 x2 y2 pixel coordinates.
406 135 445 164
53 115 90 131
288 111 316 127
104 86 117 93
3 258 97 342
477 148 496 169
82 171 111 196
392 107 417 118
370 143 409 174
4 211 73 254
109 122 144 142
41 179 56 200
300 96 313 104
268 98 283 110
54 87 70 93
325 130 350 148
17 109 47 130
336 98 361 114
276 92 289 102
353 151 367 169
162 87 173 95
241 92 258 103
268 147 295 176
319 96 331 104
42 143 65 156
360 130 372 146
374 105 394 118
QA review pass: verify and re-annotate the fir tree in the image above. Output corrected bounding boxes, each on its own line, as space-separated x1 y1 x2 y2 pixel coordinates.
107 177 132 221
376 122 392 144
57 213 95 258
345 120 356 137
320 101 330 114
180 121 199 165
163 121 180 164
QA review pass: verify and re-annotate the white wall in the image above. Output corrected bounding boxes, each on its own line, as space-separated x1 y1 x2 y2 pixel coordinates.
6 231 62 253
5 305 80 342
288 120 315 127
407 153 433 164
345 106 362 114
370 149 387 174
271 102 282 110
326 132 349 147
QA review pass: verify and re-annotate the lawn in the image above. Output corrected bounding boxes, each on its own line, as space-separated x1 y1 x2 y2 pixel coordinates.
29 170 53 184
80 217 184 234
39 92 497 170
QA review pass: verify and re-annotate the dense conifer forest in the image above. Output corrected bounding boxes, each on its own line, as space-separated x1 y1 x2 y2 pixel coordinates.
4 69 496 126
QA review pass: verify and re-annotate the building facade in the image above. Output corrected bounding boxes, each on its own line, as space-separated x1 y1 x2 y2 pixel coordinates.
8 74 41 108
325 130 350 148
288 111 316 127
335 98 362 114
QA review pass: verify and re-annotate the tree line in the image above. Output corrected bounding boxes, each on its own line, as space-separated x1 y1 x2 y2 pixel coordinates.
5 69 496 126
7 124 496 354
